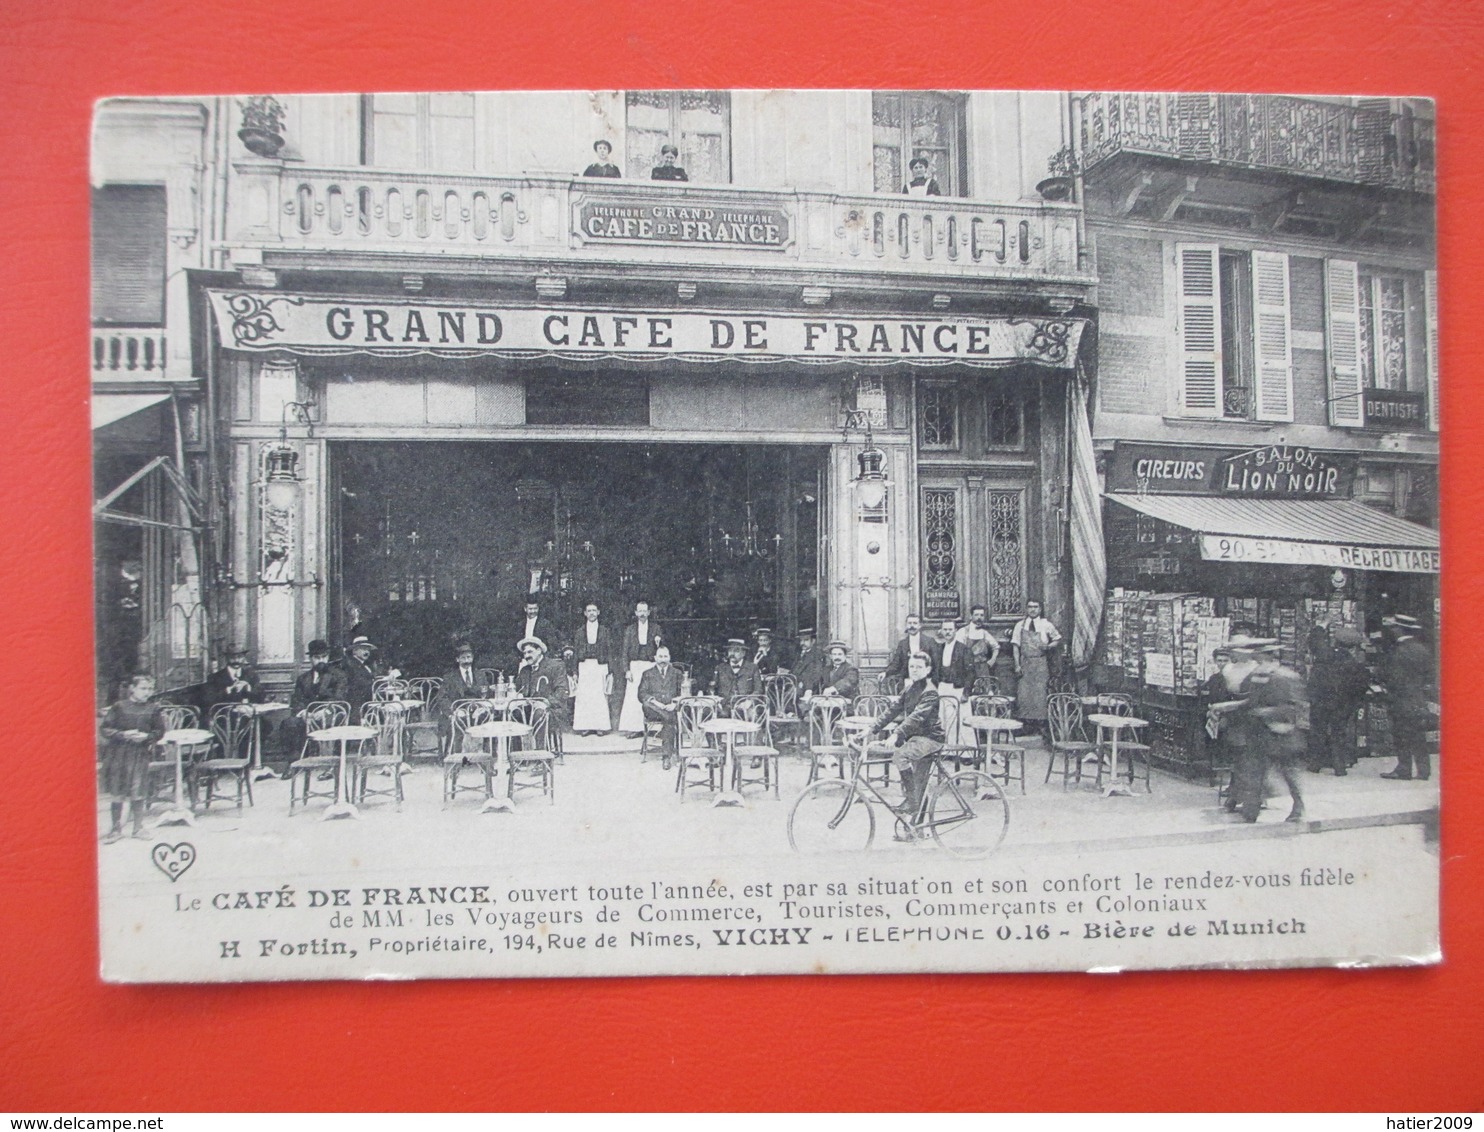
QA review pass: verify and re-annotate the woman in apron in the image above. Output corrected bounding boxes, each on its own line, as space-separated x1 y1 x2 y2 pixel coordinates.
1012 601 1062 735
617 602 663 736
571 602 613 734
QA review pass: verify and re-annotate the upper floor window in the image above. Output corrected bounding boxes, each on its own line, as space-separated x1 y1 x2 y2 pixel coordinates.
918 381 959 450
91 184 167 326
1326 260 1437 430
362 93 475 171
872 92 967 197
1359 273 1409 391
625 91 731 183
1175 243 1293 422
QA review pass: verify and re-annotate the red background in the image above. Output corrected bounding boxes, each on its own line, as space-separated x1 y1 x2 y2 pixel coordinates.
2 0 1481 1111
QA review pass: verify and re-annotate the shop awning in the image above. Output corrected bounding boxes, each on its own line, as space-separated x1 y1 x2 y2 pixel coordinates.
1106 493 1440 574
92 391 169 430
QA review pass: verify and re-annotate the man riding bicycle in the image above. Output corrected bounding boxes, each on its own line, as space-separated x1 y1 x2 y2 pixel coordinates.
865 651 944 839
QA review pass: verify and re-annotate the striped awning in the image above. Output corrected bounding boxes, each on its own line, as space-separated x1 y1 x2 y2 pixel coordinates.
1106 493 1440 574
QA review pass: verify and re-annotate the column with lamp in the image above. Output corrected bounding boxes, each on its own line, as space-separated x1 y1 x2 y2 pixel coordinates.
842 376 895 664
255 396 319 672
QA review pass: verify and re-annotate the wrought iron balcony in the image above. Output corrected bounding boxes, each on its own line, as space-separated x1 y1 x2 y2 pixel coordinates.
1077 92 1434 195
227 164 1090 286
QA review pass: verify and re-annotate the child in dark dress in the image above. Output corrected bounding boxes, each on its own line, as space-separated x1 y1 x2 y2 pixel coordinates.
99 673 165 842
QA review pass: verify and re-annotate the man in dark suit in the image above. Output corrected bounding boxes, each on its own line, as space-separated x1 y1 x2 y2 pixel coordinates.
515 636 572 732
933 619 973 696
514 596 562 669
337 635 392 716
808 640 860 701
638 645 686 759
752 627 781 677
884 613 936 687
713 638 761 707
437 641 487 741
786 628 829 694
281 639 349 759
1380 614 1438 781
203 646 265 712
867 651 945 836
617 601 664 734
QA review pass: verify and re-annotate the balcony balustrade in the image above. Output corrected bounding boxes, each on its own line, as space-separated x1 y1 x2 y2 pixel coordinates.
1078 92 1434 194
93 327 168 376
229 164 1088 285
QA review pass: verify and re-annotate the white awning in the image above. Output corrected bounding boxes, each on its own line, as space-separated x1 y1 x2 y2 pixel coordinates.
1106 493 1440 574
92 392 169 430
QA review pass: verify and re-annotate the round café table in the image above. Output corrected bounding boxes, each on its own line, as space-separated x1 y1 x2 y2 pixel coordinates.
308 724 377 820
154 727 213 828
466 720 531 814
700 717 759 808
231 701 287 780
1086 713 1147 798
963 714 1024 785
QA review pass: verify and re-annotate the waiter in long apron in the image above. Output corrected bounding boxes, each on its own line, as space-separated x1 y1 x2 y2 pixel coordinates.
1012 600 1063 737
617 601 664 736
571 601 614 735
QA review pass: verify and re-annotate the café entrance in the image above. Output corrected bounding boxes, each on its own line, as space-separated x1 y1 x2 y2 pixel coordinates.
328 440 827 674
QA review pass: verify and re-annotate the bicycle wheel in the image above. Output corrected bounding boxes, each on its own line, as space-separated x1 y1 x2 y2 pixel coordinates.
787 779 876 853
928 770 1009 858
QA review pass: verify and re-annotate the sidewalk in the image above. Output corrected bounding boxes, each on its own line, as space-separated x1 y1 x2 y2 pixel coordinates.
98 732 1441 880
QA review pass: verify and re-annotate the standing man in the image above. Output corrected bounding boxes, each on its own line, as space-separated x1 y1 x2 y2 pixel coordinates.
617 601 664 736
570 601 615 735
787 627 829 694
962 605 1000 692
650 143 689 181
884 613 936 687
866 652 944 839
1380 614 1438 782
582 139 621 178
1306 625 1371 776
1242 642 1309 822
1011 601 1063 736
514 636 572 733
713 638 761 707
514 596 562 667
639 645 686 761
934 619 972 698
752 628 781 677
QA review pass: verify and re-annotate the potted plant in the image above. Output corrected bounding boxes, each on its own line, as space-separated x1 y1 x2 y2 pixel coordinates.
1037 145 1079 202
238 95 286 159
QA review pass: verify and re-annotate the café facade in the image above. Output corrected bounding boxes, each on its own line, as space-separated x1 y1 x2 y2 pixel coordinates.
200 90 1100 686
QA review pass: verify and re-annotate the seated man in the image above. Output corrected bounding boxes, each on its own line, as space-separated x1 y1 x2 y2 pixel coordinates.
282 638 349 759
638 645 685 758
514 636 572 732
203 645 265 712
866 651 945 838
439 641 488 739
712 638 760 706
786 627 829 694
751 627 781 677
807 640 860 702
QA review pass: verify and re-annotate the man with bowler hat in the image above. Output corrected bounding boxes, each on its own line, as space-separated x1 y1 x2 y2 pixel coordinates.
1380 614 1437 781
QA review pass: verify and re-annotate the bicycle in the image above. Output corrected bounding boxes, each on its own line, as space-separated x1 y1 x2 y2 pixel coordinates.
787 732 1009 858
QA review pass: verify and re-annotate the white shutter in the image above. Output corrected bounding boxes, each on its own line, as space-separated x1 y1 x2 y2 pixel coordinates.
1251 251 1294 421
1176 243 1222 416
1424 269 1439 431
1325 259 1365 428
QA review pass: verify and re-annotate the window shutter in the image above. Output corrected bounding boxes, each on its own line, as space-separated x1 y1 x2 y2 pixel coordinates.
1251 251 1294 421
1325 258 1365 427
1424 269 1439 431
91 185 167 326
1176 243 1222 416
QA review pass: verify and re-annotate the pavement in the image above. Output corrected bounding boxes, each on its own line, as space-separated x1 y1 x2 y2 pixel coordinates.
98 730 1441 879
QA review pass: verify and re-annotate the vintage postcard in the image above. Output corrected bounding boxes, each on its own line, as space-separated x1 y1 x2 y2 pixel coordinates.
93 90 1439 981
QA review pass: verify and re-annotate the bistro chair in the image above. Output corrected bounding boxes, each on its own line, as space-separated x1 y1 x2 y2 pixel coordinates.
354 702 407 807
853 694 897 787
937 693 987 775
371 676 411 702
804 695 852 784
1092 694 1153 792
1045 692 1096 789
674 697 724 801
477 668 501 691
763 673 804 752
196 704 255 812
731 694 780 799
443 700 496 806
877 675 904 697
858 674 881 698
504 697 556 805
288 701 350 814
970 675 1002 697
403 676 444 758
146 705 201 808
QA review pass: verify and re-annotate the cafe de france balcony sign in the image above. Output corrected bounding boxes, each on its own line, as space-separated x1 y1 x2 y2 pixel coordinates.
206 291 1087 369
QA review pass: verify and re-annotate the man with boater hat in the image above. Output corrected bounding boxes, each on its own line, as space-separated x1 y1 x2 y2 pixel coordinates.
338 634 391 716
1230 637 1308 823
752 627 780 678
809 640 860 702
515 636 572 732
1379 614 1437 781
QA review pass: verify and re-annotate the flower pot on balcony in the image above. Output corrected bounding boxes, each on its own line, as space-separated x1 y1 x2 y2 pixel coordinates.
1036 175 1074 202
238 127 285 159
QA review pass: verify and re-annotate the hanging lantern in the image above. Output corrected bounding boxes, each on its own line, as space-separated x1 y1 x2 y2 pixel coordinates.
263 443 300 511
